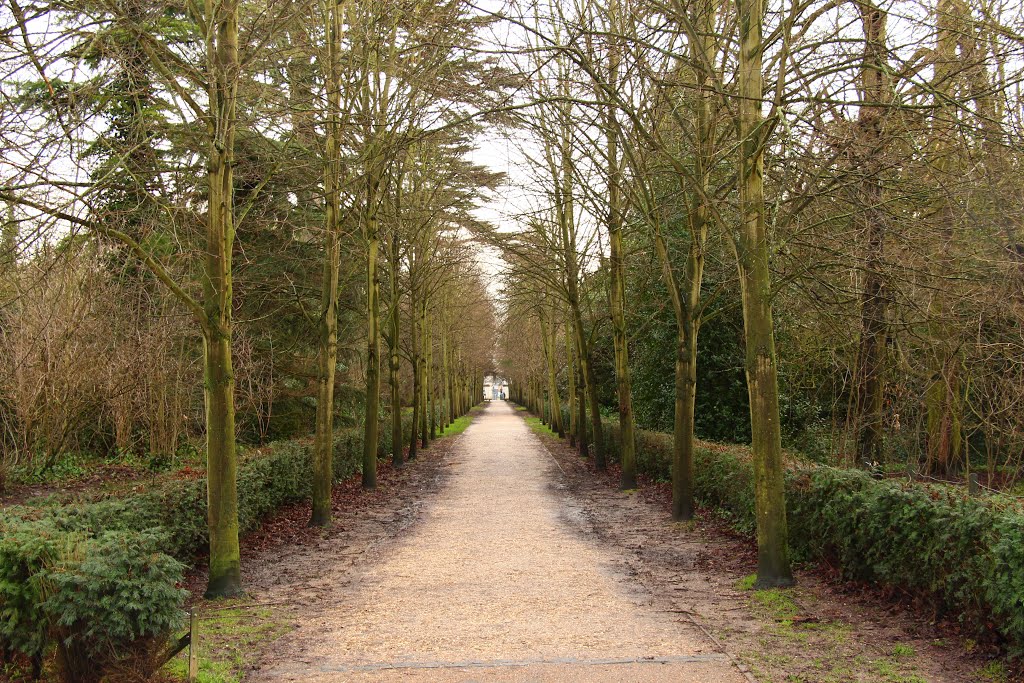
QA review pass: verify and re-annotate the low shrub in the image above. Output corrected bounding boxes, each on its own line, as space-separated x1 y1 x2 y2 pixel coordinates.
591 416 1024 654
0 519 185 682
0 412 412 677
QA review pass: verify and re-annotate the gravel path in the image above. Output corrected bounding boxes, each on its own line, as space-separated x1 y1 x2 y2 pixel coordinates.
253 402 745 682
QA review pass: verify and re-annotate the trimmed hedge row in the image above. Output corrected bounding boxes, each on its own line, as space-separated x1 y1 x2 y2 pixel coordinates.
595 419 1024 654
0 414 411 678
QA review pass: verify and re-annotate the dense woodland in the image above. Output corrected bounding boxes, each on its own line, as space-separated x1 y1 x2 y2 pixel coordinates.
3 0 1024 677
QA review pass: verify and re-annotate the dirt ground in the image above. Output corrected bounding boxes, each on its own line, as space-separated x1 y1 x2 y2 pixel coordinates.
537 421 1005 683
221 402 1005 683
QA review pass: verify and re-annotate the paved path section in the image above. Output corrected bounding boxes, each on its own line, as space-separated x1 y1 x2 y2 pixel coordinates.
256 402 745 682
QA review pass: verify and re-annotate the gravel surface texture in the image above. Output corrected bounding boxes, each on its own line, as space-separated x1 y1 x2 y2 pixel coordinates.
251 401 746 682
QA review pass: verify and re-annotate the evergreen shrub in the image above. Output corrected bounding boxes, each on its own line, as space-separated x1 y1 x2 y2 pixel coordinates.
596 418 1024 654
0 413 411 674
0 520 185 681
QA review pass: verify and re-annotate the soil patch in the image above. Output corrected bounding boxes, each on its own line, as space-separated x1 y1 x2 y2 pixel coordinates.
539 429 1003 682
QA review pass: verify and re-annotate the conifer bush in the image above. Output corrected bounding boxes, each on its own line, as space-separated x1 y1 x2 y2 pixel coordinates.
597 418 1024 654
0 413 412 675
0 520 185 681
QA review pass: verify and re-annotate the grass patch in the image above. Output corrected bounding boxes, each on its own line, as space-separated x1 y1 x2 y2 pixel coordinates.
977 661 1009 682
752 588 800 622
891 643 915 659
735 574 757 591
165 657 238 683
871 657 927 683
163 599 291 682
441 415 473 438
524 416 558 438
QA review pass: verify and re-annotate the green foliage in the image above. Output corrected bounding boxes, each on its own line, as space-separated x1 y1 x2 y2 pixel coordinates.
607 418 1024 655
0 519 185 678
9 452 89 486
44 530 185 660
0 413 411 672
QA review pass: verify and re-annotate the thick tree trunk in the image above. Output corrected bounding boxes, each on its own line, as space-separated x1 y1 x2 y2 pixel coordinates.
311 0 344 525
311 227 340 524
736 0 793 587
852 0 890 467
672 324 698 521
202 0 242 599
202 328 241 598
924 0 964 478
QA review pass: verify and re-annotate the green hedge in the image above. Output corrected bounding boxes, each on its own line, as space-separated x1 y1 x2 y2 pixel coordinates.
0 413 411 676
594 418 1024 654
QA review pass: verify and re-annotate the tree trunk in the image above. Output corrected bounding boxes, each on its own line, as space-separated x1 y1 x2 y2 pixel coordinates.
428 311 437 439
736 0 793 587
604 7 637 489
672 323 698 520
419 299 429 448
539 301 564 437
362 200 380 490
924 0 964 478
311 0 344 526
202 328 241 597
566 319 577 446
202 0 242 599
852 0 890 468
576 339 588 458
441 326 450 431
574 320 604 467
409 281 420 460
388 235 403 468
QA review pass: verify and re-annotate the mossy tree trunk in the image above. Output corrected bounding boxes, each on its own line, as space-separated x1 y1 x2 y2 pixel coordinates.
735 0 793 588
409 276 421 460
310 0 345 526
362 177 381 490
419 298 430 448
604 9 637 490
202 0 242 598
